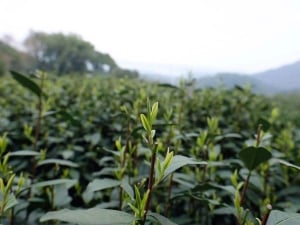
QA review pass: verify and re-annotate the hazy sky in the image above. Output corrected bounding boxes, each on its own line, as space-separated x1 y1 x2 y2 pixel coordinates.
1 0 300 73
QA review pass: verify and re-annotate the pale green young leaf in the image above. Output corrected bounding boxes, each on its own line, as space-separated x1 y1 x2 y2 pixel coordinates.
140 114 151 132
150 102 159 124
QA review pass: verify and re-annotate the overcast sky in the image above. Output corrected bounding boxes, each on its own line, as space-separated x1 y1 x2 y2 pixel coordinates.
1 0 300 74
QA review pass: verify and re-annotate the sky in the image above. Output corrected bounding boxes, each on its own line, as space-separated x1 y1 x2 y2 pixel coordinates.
1 0 300 74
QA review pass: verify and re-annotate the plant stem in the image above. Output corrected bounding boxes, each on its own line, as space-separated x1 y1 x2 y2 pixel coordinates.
32 74 44 175
142 145 157 225
164 173 174 216
256 124 262 147
240 124 262 206
240 171 252 206
261 204 272 225
33 75 44 153
10 208 14 225
119 121 131 210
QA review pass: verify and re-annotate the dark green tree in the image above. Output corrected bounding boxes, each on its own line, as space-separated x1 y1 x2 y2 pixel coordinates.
24 31 118 75
0 40 31 76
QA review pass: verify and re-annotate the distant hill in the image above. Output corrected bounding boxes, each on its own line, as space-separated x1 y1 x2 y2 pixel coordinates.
254 60 300 91
197 73 279 94
196 61 300 94
138 60 300 94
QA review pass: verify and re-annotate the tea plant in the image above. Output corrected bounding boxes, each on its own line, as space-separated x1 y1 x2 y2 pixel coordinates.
0 71 299 224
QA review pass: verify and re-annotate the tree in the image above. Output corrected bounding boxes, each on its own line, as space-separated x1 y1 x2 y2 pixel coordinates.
24 31 118 75
0 40 31 76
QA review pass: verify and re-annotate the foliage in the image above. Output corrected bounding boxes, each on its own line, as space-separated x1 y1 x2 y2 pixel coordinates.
23 31 118 75
0 41 32 76
0 32 138 78
0 72 300 225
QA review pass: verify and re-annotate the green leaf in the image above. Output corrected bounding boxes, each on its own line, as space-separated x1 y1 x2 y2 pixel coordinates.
31 179 76 189
271 158 300 170
140 114 151 132
157 83 179 89
10 70 43 98
238 147 272 171
266 210 300 225
4 194 18 212
85 178 121 193
58 111 81 126
40 208 134 225
162 155 207 180
9 150 40 157
37 159 79 168
121 179 134 199
53 184 72 208
150 102 158 124
148 212 178 225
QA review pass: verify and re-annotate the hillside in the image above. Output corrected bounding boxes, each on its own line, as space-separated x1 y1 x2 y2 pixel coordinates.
195 61 300 94
196 73 278 94
254 60 300 91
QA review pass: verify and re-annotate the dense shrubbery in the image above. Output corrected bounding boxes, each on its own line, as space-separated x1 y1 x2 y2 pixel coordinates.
0 72 299 225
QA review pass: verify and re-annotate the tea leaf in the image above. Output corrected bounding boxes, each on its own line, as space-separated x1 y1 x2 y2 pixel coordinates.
40 208 134 225
163 155 207 180
32 179 76 189
267 210 300 225
272 158 300 170
37 159 79 168
9 150 40 157
238 147 272 171
148 212 178 225
85 178 120 193
10 70 43 98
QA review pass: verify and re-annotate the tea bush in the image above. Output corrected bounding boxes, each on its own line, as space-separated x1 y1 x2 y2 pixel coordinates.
0 72 299 225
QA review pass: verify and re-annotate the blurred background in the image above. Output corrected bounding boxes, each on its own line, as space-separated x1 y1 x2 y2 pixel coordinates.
1 0 300 93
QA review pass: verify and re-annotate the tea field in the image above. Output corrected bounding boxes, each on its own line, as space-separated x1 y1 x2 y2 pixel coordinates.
0 72 300 225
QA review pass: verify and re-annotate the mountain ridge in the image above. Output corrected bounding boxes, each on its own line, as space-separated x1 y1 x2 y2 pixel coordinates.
138 60 300 94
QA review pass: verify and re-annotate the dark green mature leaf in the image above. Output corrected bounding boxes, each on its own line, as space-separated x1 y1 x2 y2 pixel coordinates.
238 147 272 171
271 158 300 170
266 210 300 225
148 212 178 225
85 178 121 193
4 194 18 212
37 159 79 168
58 111 81 126
10 70 43 97
9 150 40 157
40 208 134 225
121 178 134 199
158 83 179 89
162 155 207 180
32 179 77 189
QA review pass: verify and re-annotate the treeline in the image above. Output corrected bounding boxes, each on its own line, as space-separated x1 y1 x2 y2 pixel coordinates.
0 31 138 77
